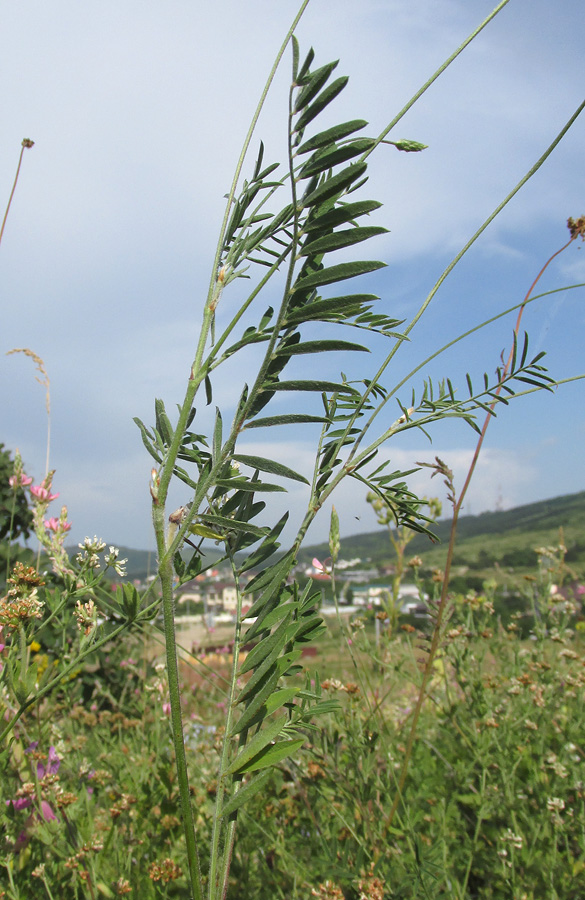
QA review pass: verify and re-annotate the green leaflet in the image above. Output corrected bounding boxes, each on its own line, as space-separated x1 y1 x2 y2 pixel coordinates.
235 738 305 775
267 380 359 395
244 549 296 595
237 512 289 574
239 612 292 676
275 650 303 676
212 408 222 465
274 339 369 356
247 600 300 642
232 454 309 484
293 60 339 113
296 119 368 154
236 619 292 704
293 260 386 292
230 668 280 735
301 162 366 209
298 139 375 180
223 714 288 776
284 294 378 326
221 770 272 819
264 687 301 715
212 478 286 493
197 512 268 537
133 417 162 464
243 414 329 429
301 226 388 257
303 199 382 232
154 398 173 445
295 76 349 132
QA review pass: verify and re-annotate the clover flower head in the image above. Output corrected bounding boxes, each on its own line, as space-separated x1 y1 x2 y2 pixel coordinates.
79 536 107 553
104 546 128 577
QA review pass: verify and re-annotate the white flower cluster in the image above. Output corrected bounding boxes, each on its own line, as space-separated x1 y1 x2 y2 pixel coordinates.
75 538 127 577
76 536 107 569
104 546 128 577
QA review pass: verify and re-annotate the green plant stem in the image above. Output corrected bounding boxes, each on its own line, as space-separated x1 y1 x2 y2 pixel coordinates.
364 0 513 161
158 550 204 900
154 8 313 896
345 99 585 464
209 556 244 900
5 489 19 581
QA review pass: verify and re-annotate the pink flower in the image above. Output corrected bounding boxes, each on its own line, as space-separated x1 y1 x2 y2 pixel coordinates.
44 516 71 533
162 702 171 716
30 485 59 502
9 473 33 488
312 558 331 579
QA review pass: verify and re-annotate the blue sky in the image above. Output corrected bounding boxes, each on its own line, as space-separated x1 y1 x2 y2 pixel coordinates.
1 0 584 553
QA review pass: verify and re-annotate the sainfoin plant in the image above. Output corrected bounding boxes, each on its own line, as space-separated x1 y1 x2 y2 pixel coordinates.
1 1 585 897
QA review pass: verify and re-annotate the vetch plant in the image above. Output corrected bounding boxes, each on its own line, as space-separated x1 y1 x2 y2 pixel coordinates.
2 1 585 897
129 5 583 898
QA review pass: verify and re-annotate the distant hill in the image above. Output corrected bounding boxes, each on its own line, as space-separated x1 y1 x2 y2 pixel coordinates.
80 491 585 582
295 490 585 576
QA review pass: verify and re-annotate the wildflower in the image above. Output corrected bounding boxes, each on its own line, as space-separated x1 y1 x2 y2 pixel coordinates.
312 557 331 578
321 678 344 691
44 516 71 533
9 473 33 488
74 599 97 636
501 829 523 849
358 868 385 900
311 882 344 899
79 536 107 553
5 744 60 827
148 858 183 883
30 484 59 502
568 215 585 240
547 797 565 812
408 555 422 568
28 743 61 778
104 546 128 577
0 563 45 629
76 550 101 569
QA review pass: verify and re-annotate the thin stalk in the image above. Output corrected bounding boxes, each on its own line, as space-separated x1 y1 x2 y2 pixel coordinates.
4 489 18 581
345 98 585 463
158 550 204 900
459 768 488 898
456 233 578 510
155 8 312 897
0 139 34 248
209 556 244 900
381 231 581 837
